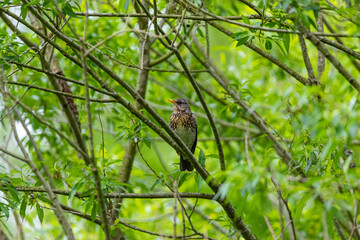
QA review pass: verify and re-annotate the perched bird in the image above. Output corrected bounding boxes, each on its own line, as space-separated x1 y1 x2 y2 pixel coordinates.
169 98 197 171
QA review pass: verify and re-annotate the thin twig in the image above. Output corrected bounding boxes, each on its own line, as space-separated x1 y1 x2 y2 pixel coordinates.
349 200 359 239
264 215 277 240
189 198 198 219
5 81 115 102
0 183 215 199
171 9 187 47
245 121 251 165
202 0 210 64
272 177 296 240
173 179 178 240
316 13 325 80
136 143 173 190
75 12 261 20
334 218 347 240
298 33 317 83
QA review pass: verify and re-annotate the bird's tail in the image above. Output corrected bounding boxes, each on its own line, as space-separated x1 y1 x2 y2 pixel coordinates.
180 155 194 171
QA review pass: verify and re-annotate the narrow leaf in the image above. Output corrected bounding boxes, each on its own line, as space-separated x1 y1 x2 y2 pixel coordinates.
143 137 152 148
294 193 311 223
178 172 189 188
232 31 248 41
85 194 95 214
124 0 130 11
242 15 251 25
91 202 98 221
236 36 250 47
198 149 206 167
265 40 272 50
150 179 161 191
20 199 27 219
36 203 44 224
62 3 79 18
7 184 20 203
0 204 9 219
69 180 84 201
282 33 290 53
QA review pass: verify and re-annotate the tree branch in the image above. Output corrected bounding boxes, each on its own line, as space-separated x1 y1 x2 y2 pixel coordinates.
0 184 215 199
298 33 317 83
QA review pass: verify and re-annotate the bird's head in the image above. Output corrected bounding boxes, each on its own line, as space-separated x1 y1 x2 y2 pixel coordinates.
168 98 191 113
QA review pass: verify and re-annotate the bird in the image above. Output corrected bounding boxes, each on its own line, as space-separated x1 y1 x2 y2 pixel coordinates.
168 98 197 171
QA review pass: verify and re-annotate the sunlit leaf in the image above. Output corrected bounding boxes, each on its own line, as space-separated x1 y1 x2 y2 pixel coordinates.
36 203 44 224
20 199 27 219
198 149 205 167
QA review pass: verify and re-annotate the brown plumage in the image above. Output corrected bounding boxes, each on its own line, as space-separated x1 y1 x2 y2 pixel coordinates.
169 98 197 171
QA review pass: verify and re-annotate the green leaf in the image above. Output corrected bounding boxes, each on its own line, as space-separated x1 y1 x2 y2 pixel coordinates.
232 31 248 41
242 15 251 25
274 40 287 56
319 140 333 162
91 202 98 222
213 181 230 201
178 172 189 188
124 0 130 11
197 28 204 37
265 40 272 50
143 137 152 148
78 188 95 197
14 63 23 70
0 203 9 219
69 180 84 201
305 157 312 173
20 199 27 219
7 184 20 203
37 196 53 205
306 14 318 30
20 5 28 20
150 179 161 191
196 174 203 192
198 149 206 167
36 203 44 224
236 36 249 47
282 33 290 53
294 193 311 223
85 194 95 214
62 2 79 18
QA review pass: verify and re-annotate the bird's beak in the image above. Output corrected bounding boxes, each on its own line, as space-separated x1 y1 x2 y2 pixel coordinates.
168 99 176 104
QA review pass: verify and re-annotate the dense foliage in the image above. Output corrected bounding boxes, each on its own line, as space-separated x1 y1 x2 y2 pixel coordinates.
0 0 359 239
